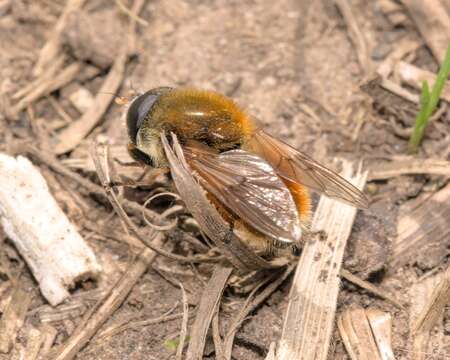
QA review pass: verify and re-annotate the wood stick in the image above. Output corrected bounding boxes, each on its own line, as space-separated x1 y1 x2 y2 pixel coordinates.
274 160 367 360
0 284 32 353
0 153 100 306
50 238 162 360
33 0 87 76
368 157 450 180
396 61 450 103
400 0 450 64
186 265 233 360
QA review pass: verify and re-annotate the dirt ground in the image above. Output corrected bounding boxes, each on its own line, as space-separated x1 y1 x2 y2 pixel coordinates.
0 0 449 359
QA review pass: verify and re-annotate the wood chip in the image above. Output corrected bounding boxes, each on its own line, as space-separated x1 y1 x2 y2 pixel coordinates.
0 284 32 353
390 183 450 271
274 161 367 360
0 153 100 306
368 157 450 180
396 61 450 103
400 0 450 64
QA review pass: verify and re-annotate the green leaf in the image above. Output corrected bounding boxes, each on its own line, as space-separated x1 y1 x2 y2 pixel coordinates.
420 80 430 107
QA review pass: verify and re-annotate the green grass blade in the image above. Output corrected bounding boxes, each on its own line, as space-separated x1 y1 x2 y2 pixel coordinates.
408 43 450 153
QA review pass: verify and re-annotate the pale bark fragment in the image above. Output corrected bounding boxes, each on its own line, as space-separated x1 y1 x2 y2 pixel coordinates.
0 154 101 306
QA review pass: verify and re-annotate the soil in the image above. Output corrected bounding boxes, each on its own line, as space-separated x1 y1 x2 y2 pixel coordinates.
0 0 449 359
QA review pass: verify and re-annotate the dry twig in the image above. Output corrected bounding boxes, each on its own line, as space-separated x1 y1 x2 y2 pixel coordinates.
186 265 233 360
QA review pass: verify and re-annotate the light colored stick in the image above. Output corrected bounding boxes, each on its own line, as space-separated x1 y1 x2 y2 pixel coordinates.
0 284 32 353
50 238 162 360
400 0 450 64
33 0 87 76
0 154 100 306
390 184 450 271
368 157 450 180
274 160 367 360
396 61 450 103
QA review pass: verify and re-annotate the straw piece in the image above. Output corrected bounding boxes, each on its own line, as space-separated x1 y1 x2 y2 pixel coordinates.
274 160 367 360
337 308 382 360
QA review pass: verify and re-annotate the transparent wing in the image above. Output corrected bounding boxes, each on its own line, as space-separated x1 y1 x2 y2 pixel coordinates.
246 130 368 208
183 144 302 244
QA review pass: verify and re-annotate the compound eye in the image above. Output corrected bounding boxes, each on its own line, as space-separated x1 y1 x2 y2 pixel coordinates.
126 92 159 142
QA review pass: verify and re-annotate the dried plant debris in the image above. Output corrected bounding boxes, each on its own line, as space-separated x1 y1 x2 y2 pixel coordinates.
273 161 367 360
338 308 395 360
396 61 450 104
413 265 450 335
368 157 450 180
0 283 32 354
390 184 450 271
0 153 100 306
400 0 450 64
409 271 449 360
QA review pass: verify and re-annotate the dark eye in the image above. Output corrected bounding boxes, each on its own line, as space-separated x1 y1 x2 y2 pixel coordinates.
126 91 159 143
